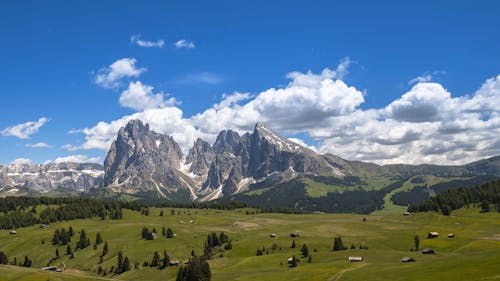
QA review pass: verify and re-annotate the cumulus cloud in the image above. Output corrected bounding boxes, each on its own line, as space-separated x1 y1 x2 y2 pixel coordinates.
51 155 101 164
1 117 49 139
385 83 457 122
119 81 179 111
95 58 146 89
191 66 365 134
174 39 195 49
25 142 52 148
11 158 33 165
130 34 165 48
71 58 500 165
71 107 199 153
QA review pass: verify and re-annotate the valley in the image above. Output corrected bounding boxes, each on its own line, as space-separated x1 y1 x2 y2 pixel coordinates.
1 206 499 281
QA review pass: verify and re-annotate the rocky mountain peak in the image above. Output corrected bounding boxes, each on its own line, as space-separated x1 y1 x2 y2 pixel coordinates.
103 119 188 199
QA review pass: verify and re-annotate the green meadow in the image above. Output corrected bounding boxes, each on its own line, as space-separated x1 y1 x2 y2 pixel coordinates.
1 206 499 281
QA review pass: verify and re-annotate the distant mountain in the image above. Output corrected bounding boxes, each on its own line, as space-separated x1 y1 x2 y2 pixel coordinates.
2 119 499 213
100 120 500 206
0 162 103 195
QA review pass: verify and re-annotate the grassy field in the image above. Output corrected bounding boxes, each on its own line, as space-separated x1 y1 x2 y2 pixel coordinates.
1 206 499 281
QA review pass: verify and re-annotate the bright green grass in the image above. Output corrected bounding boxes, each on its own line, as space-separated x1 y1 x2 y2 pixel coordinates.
376 176 472 214
1 206 499 281
303 178 359 197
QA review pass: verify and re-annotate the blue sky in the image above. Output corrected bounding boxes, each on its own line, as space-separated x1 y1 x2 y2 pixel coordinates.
1 0 500 165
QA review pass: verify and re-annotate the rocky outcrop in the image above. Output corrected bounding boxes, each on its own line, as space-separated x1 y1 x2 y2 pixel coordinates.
102 119 192 199
0 162 103 193
101 120 349 201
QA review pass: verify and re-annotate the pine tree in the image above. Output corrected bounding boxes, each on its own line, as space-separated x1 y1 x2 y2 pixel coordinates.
177 256 211 281
301 244 309 257
0 251 8 265
77 229 90 249
121 256 130 273
55 248 60 258
176 267 187 281
69 226 74 237
22 256 32 267
102 242 109 256
96 232 103 245
414 235 420 251
151 251 161 267
52 229 60 245
159 210 164 216
141 227 150 240
161 250 170 268
291 240 296 248
167 228 174 238
115 250 123 274
333 236 346 251
162 226 167 237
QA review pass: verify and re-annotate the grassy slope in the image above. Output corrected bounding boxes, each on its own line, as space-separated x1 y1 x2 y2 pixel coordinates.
1 207 499 281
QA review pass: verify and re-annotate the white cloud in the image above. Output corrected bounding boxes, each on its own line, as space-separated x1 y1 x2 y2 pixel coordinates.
130 34 165 48
94 58 146 89
71 107 199 153
71 58 500 165
1 117 50 139
25 142 52 148
409 74 433 84
174 39 195 49
288 138 317 152
11 158 33 165
51 155 101 164
409 70 445 85
191 66 365 134
385 83 457 122
119 81 179 111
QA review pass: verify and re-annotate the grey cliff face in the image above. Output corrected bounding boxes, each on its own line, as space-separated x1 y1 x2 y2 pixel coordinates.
101 120 348 201
103 119 187 199
186 138 214 176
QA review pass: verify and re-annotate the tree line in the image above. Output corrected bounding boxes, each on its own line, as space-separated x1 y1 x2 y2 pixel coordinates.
408 179 500 215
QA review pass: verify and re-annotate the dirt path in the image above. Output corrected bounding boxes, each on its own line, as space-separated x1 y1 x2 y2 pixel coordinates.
329 263 369 281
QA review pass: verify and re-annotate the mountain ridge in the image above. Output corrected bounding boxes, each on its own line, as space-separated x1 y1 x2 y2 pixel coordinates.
1 119 499 207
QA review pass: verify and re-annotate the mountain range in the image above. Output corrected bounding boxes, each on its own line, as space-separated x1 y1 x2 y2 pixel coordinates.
1 119 499 212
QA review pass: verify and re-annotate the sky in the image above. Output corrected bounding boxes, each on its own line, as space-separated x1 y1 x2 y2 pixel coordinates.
1 0 500 166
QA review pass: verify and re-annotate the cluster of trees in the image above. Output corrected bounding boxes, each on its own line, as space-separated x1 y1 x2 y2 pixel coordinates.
176 256 211 281
115 250 131 274
51 226 74 245
232 179 408 214
333 236 347 251
408 179 500 215
143 250 170 269
141 226 174 240
0 197 142 229
2 255 33 267
76 229 91 249
392 175 498 206
156 200 246 211
203 232 232 258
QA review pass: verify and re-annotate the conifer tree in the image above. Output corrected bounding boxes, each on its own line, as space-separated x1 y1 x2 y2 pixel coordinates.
102 241 109 256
